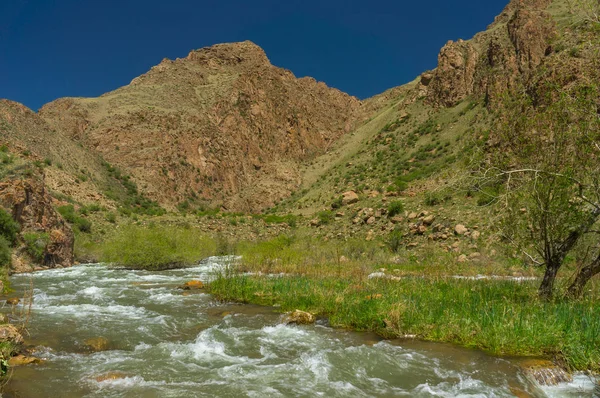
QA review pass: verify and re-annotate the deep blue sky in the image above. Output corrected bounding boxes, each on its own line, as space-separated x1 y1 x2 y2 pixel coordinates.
0 0 508 111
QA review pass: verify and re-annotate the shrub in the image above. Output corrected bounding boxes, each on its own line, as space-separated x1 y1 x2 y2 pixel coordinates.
387 200 404 218
23 232 49 263
0 208 19 245
317 210 334 225
386 227 404 253
331 196 343 209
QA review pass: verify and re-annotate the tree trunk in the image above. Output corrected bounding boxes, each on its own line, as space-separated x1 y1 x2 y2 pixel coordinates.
539 262 560 300
565 256 600 299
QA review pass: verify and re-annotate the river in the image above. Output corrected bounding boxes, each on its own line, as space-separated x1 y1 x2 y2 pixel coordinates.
1 258 597 397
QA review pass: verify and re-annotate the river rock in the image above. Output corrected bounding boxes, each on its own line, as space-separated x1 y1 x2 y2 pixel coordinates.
282 310 315 325
519 359 572 386
0 324 24 344
84 337 110 352
94 371 129 382
8 354 43 366
179 280 204 290
6 297 20 305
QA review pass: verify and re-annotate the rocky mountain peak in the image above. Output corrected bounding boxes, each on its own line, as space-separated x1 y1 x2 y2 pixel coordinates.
186 41 271 68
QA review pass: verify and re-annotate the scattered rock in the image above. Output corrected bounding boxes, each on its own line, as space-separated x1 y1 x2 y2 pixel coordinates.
408 212 418 220
368 272 387 279
83 337 110 352
454 224 468 235
179 280 204 290
457 254 469 263
469 252 482 259
390 216 404 224
281 310 315 325
342 191 359 205
417 225 428 235
422 215 435 226
471 230 481 240
366 216 376 225
0 324 24 344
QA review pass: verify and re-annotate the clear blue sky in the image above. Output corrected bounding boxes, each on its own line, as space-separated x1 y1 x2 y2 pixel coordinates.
0 0 508 111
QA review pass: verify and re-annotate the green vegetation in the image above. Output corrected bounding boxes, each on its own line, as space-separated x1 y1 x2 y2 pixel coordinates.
210 273 600 372
22 232 49 263
0 237 11 268
101 224 216 270
0 208 19 245
387 200 404 217
57 205 92 233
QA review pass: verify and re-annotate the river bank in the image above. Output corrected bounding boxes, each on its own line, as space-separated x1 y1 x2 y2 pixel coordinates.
208 270 600 375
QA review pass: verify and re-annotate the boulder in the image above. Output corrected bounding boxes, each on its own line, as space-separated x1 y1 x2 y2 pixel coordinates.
282 310 315 325
342 191 359 205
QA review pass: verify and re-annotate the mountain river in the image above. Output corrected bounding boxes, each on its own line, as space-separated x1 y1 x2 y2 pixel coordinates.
1 257 597 397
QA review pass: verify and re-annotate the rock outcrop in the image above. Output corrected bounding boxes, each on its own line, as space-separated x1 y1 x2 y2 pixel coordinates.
424 0 555 107
0 173 74 272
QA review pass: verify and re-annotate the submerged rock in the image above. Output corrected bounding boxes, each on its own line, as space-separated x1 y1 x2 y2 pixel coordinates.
94 371 129 382
179 280 205 290
83 337 110 352
281 310 315 325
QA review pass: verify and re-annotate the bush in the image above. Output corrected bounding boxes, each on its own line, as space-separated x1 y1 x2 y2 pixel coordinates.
0 236 11 268
0 208 19 245
330 196 343 209
102 224 217 270
23 232 49 263
387 200 404 218
317 210 334 225
386 227 404 253
57 205 92 233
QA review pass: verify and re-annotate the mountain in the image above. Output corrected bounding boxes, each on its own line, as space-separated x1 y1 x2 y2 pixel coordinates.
1 0 598 270
39 41 363 212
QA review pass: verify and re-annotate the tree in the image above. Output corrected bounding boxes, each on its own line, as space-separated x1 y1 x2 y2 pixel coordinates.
481 84 600 299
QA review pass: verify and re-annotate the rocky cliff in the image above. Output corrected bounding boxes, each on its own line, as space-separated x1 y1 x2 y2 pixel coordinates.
40 41 363 212
421 0 556 107
0 170 74 272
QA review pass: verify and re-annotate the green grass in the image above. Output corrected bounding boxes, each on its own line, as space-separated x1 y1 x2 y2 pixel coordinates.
209 273 600 372
101 224 217 270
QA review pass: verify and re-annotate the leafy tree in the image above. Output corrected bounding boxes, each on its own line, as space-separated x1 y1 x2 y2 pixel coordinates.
482 84 600 299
